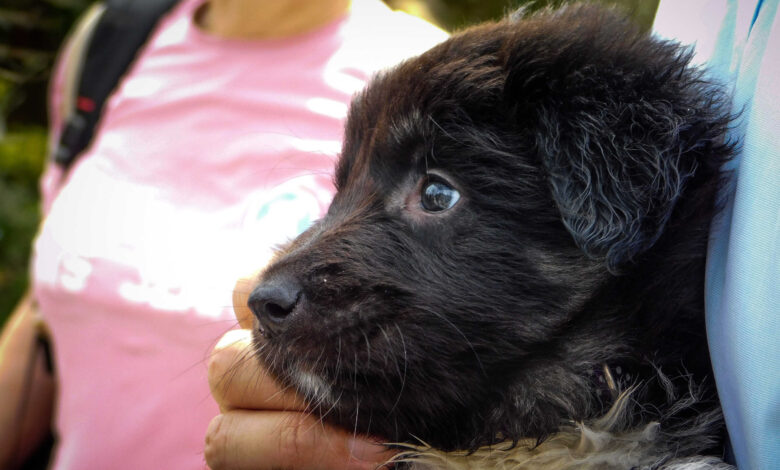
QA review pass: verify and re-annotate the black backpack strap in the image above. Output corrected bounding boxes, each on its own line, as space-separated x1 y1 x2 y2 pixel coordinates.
54 0 180 169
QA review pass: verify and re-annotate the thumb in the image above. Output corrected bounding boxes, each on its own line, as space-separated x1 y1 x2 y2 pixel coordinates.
232 270 262 329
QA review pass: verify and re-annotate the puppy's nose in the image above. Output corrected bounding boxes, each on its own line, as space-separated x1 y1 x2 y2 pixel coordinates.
248 277 301 336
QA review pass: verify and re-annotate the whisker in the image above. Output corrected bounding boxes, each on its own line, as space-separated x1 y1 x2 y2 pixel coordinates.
388 323 408 416
362 330 372 370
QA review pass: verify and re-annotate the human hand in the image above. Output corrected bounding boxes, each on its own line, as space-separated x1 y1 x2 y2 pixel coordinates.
205 275 396 470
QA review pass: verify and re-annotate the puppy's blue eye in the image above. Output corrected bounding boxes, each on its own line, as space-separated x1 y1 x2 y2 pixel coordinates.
421 178 460 212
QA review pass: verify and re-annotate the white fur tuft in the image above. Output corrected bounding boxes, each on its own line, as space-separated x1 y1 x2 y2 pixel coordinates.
390 392 732 470
292 368 334 405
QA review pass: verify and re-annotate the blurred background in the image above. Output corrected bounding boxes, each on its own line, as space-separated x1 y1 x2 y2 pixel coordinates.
0 0 658 326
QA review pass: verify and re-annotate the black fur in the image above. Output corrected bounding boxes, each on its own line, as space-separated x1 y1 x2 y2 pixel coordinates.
249 4 735 460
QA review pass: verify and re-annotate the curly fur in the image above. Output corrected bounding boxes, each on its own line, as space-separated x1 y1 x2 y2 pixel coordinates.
246 4 736 468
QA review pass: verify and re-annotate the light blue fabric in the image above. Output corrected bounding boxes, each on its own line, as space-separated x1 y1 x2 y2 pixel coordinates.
654 1 780 469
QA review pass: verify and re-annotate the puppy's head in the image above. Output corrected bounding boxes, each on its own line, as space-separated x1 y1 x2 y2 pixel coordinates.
248 5 733 450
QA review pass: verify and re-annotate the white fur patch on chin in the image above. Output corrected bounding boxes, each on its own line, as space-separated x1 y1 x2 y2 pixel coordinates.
390 393 733 470
292 368 334 405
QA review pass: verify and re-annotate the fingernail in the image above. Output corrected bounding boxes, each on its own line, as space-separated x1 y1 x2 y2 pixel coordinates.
347 437 393 463
215 328 252 349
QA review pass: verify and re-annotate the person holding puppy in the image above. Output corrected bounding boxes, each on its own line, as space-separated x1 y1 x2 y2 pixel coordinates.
0 1 444 469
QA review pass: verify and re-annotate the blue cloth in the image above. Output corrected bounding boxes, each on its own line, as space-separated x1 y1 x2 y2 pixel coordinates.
654 1 780 469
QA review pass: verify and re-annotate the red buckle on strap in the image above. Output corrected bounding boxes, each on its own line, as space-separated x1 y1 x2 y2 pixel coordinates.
77 96 96 113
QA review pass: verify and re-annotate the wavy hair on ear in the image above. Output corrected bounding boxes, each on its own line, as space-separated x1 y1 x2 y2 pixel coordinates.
502 4 736 272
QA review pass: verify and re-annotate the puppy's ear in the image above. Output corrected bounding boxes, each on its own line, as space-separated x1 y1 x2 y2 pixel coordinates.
503 6 732 271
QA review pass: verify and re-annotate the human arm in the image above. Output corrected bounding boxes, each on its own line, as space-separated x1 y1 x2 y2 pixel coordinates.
0 292 56 469
205 276 396 470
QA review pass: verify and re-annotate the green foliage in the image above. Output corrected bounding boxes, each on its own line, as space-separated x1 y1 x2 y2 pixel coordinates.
0 126 47 180
0 126 46 321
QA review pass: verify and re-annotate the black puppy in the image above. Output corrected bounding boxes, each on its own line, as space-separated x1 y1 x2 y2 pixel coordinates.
247 5 735 469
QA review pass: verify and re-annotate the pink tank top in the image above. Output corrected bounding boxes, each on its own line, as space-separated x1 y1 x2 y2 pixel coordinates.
33 1 445 468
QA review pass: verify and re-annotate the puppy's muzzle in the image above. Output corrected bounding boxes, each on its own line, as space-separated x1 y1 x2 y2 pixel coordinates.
248 275 302 336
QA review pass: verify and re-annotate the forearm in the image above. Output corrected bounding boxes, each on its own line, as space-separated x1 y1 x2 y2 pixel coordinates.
0 292 56 469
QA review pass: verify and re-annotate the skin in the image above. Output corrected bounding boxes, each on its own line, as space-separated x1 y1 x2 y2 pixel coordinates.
0 293 56 469
198 0 352 39
205 276 396 470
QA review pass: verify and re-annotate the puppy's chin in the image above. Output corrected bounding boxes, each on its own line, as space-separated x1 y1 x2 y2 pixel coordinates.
252 315 454 447
253 319 409 441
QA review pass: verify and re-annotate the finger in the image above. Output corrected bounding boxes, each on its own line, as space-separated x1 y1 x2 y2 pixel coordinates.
233 270 262 329
209 329 306 412
205 410 396 470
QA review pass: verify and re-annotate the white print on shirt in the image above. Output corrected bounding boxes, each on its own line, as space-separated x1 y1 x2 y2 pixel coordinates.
35 164 330 318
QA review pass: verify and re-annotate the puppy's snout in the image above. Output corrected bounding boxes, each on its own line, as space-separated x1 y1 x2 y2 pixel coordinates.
248 276 301 335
